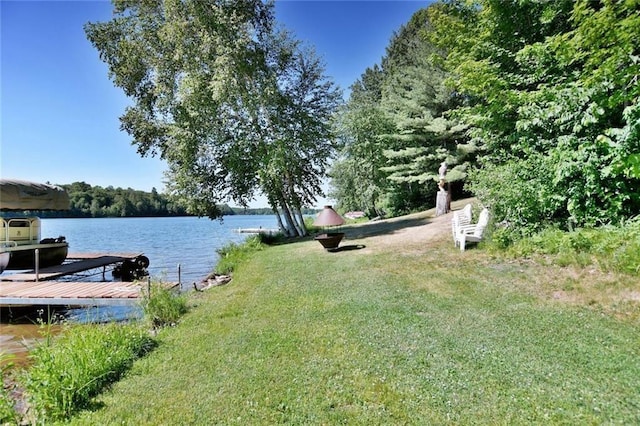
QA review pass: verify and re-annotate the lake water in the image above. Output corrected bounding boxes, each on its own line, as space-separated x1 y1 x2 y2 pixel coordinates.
42 215 279 286
0 215 278 361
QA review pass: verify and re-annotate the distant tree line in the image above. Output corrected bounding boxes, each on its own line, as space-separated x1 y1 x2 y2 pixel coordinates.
56 182 188 218
16 182 288 218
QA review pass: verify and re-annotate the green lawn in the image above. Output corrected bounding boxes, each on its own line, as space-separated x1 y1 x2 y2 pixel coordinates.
70 220 640 425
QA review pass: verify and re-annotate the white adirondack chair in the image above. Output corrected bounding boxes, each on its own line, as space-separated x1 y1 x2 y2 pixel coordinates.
451 204 473 246
457 208 490 251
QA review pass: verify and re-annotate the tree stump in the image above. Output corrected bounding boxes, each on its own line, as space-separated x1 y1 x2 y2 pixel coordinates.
436 191 450 216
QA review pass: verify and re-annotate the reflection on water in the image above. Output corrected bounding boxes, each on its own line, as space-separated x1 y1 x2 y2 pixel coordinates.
0 324 49 356
64 305 143 323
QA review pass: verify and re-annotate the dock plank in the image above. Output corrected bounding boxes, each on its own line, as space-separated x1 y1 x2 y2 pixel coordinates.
0 251 178 307
67 252 141 260
0 281 144 306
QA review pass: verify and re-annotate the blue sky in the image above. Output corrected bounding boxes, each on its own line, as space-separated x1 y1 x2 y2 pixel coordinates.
1 0 429 207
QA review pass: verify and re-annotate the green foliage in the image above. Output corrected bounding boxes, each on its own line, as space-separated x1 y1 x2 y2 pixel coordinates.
626 153 640 179
0 353 17 425
22 323 155 422
8 181 192 218
140 282 189 329
329 96 395 216
214 235 265 275
430 0 640 229
466 155 564 232
489 217 640 275
303 215 322 234
26 180 298 218
86 1 341 232
330 4 473 216
379 8 472 203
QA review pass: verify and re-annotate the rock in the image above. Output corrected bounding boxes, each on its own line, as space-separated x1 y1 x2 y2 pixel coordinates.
196 273 232 291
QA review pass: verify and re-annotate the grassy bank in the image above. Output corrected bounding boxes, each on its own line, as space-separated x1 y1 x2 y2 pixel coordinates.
62 211 639 424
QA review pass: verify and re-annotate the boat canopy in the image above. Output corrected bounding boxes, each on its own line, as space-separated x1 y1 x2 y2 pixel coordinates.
0 179 70 211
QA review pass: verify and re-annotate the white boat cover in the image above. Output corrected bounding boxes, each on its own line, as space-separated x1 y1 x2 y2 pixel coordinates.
0 179 70 211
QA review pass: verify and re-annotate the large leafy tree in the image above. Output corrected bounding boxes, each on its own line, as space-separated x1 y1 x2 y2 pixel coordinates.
430 0 640 230
85 0 341 236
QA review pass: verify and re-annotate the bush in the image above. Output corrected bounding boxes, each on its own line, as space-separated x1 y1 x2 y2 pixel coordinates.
304 216 321 234
467 155 563 233
22 323 155 422
256 231 286 245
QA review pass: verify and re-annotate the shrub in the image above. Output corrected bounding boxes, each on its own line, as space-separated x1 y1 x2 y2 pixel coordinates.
467 156 563 233
488 217 640 275
256 231 286 245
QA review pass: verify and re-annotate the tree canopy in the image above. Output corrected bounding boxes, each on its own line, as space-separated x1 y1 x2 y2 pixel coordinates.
330 0 639 234
86 0 341 236
87 0 639 235
329 5 474 216
429 0 640 231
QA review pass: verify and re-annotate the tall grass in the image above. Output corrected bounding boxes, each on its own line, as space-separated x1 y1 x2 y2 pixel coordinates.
22 323 155 422
215 235 266 274
488 217 640 274
140 281 189 328
0 353 18 425
2 284 186 424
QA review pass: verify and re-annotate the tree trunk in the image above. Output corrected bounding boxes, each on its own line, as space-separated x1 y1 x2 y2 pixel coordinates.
286 201 306 237
271 204 287 235
294 206 308 236
279 197 300 237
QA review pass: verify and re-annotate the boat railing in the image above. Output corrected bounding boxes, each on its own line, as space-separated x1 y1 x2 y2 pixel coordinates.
2 217 40 244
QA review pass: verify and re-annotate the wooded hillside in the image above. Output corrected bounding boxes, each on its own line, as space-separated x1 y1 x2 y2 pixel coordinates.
330 0 639 234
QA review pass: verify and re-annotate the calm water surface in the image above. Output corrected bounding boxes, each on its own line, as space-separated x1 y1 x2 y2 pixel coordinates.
0 215 278 362
41 215 278 286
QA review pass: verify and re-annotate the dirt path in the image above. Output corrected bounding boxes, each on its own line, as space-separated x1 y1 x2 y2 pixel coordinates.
338 199 473 254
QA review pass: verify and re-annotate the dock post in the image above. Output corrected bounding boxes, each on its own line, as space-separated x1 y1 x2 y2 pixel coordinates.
35 248 40 282
147 276 151 297
177 264 182 289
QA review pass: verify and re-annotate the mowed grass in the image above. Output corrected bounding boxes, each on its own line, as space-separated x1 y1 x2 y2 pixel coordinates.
70 229 640 424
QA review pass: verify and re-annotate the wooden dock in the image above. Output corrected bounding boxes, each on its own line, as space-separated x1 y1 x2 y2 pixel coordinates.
235 227 280 235
0 252 170 306
0 280 144 306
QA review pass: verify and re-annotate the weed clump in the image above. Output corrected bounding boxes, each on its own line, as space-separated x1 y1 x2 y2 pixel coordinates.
487 217 640 275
